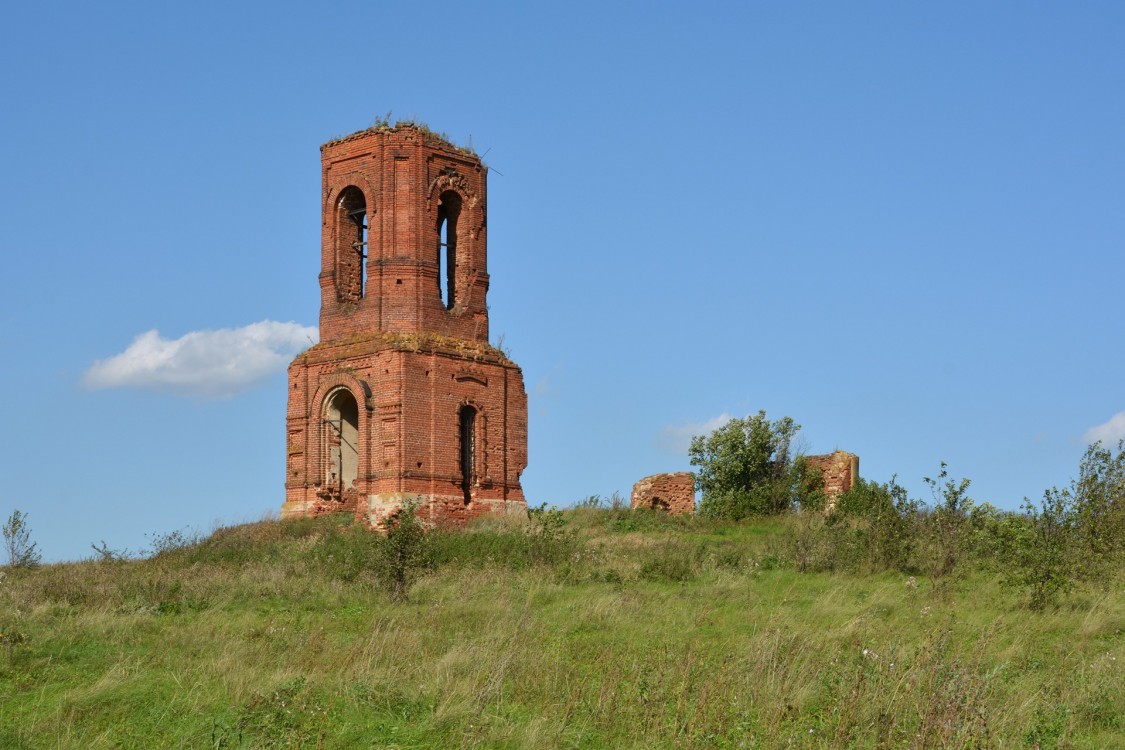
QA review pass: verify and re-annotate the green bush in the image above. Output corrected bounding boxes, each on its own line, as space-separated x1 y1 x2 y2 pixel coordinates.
996 441 1124 609
917 464 975 579
698 487 776 520
829 477 918 573
525 503 578 565
835 477 901 519
3 510 41 569
690 411 815 520
1002 493 1076 610
374 502 429 602
792 455 828 512
1071 440 1125 580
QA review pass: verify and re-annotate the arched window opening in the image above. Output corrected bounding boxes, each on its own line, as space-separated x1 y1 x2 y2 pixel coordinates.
324 389 360 494
459 405 476 504
335 187 368 303
438 216 450 307
352 208 368 296
436 191 461 310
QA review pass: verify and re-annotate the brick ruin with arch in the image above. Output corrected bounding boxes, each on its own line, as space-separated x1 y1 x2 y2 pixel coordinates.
632 451 860 517
282 124 528 527
631 472 696 515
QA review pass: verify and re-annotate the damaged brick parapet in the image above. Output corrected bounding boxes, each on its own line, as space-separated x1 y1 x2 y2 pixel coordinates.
631 472 696 515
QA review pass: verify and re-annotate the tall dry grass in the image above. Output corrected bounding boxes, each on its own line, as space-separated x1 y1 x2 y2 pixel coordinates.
1 513 1122 748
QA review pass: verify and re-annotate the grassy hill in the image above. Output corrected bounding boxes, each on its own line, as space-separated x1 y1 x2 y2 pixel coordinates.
2 508 1123 749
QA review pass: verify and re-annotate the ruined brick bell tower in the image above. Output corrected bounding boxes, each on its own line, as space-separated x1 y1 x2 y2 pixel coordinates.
282 124 528 525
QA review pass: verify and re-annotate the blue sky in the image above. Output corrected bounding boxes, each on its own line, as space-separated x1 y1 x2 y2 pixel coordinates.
2 2 1123 561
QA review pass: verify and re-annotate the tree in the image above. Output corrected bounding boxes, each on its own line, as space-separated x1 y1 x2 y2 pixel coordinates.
921 463 975 578
689 411 805 519
1071 440 1125 578
3 510 42 569
374 501 429 601
1004 489 1079 610
994 440 1125 611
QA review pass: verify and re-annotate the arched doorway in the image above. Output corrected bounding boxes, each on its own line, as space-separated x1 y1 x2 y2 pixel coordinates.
324 388 360 494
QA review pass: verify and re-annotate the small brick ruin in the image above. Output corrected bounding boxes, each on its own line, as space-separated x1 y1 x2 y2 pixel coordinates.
630 451 859 518
805 450 859 505
282 124 528 527
631 472 696 515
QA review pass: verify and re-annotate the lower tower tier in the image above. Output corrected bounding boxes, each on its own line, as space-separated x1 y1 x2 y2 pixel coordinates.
282 332 528 527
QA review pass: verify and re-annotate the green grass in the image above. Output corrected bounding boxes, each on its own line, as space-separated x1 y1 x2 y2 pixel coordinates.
2 512 1124 749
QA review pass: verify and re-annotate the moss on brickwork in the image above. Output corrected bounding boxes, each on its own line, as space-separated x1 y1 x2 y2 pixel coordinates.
292 331 514 367
322 120 477 158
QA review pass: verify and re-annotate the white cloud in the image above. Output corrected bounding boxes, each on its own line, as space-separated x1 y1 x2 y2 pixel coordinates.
84 321 318 399
1084 411 1125 445
533 376 554 399
658 412 734 455
530 363 563 417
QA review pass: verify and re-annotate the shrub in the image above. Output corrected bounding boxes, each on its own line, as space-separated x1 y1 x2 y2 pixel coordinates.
998 440 1125 609
3 510 41 569
89 540 131 563
1003 491 1077 610
1071 440 1125 580
831 477 918 572
919 463 975 579
792 455 828 512
691 411 811 520
374 502 429 601
790 514 847 572
835 477 900 519
145 527 202 558
525 503 579 565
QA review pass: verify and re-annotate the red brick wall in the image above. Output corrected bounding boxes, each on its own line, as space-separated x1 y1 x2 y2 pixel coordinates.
805 450 859 505
316 126 491 344
631 472 696 515
283 125 528 527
